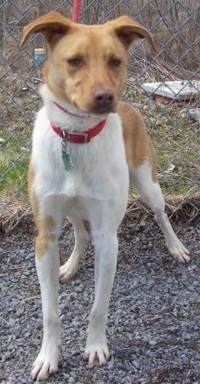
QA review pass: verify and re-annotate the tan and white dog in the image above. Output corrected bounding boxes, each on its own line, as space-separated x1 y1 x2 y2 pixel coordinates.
21 12 189 381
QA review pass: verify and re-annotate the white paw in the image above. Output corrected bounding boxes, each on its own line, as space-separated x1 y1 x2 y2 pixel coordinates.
167 239 190 263
31 342 60 381
83 335 110 367
59 258 79 283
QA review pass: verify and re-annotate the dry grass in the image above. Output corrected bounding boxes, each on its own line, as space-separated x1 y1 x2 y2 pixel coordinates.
1 192 200 234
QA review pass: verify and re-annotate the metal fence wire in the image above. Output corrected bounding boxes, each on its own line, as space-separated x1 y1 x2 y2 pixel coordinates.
0 0 200 232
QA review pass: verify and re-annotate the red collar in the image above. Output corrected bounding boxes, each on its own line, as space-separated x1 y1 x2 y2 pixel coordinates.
51 119 106 144
51 101 106 144
51 101 106 143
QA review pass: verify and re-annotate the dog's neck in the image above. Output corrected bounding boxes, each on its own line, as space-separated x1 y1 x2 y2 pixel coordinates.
39 84 107 133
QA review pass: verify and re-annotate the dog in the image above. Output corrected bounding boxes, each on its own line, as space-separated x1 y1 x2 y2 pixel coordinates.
21 12 190 381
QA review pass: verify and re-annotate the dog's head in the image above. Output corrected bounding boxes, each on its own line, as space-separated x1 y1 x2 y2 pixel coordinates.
21 12 156 115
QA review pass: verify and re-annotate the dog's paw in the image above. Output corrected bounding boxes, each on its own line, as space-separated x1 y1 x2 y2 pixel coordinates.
167 239 190 263
83 336 110 367
59 258 79 283
31 344 60 381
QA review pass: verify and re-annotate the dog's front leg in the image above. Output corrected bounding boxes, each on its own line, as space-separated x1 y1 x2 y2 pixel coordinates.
84 230 118 366
31 220 61 381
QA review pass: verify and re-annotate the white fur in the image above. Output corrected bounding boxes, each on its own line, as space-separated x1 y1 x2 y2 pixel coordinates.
31 84 129 380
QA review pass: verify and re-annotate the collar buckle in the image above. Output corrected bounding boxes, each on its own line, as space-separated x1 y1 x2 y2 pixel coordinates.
62 130 89 143
72 131 89 143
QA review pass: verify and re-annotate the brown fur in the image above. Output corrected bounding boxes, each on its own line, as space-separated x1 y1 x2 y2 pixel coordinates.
29 164 56 259
118 102 158 182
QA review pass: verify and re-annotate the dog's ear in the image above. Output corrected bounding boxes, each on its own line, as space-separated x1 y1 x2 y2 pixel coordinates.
21 11 72 46
110 16 156 52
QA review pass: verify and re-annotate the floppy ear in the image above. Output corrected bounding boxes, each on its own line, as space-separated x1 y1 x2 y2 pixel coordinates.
21 11 72 46
110 16 156 52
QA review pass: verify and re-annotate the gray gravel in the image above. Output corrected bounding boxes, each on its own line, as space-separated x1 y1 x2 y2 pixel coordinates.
1 216 200 384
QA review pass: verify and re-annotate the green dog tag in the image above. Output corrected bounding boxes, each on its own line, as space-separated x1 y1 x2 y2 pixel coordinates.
62 150 74 171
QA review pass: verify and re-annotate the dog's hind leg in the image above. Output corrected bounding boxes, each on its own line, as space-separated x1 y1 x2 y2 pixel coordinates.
59 218 90 283
130 160 190 263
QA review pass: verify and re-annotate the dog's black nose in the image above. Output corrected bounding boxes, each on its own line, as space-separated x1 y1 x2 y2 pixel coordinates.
93 89 114 107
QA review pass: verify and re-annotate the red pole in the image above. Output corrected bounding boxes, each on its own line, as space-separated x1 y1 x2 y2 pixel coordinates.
72 0 82 23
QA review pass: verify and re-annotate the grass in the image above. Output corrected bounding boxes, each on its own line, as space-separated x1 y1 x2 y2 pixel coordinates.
1 139 29 200
0 140 30 199
0 74 38 202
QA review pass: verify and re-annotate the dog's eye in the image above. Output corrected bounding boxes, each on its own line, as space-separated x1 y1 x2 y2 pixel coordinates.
108 58 121 68
67 57 82 66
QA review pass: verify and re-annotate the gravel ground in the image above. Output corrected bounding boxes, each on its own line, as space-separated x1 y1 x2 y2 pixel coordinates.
1 216 200 384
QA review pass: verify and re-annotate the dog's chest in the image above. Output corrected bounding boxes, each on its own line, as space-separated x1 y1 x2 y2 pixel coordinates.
32 106 129 214
35 156 125 221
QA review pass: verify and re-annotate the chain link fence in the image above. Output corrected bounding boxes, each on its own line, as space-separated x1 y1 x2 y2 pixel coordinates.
0 0 200 232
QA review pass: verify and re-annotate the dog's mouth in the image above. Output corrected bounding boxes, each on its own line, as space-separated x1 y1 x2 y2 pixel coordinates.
91 104 116 115
73 103 116 116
